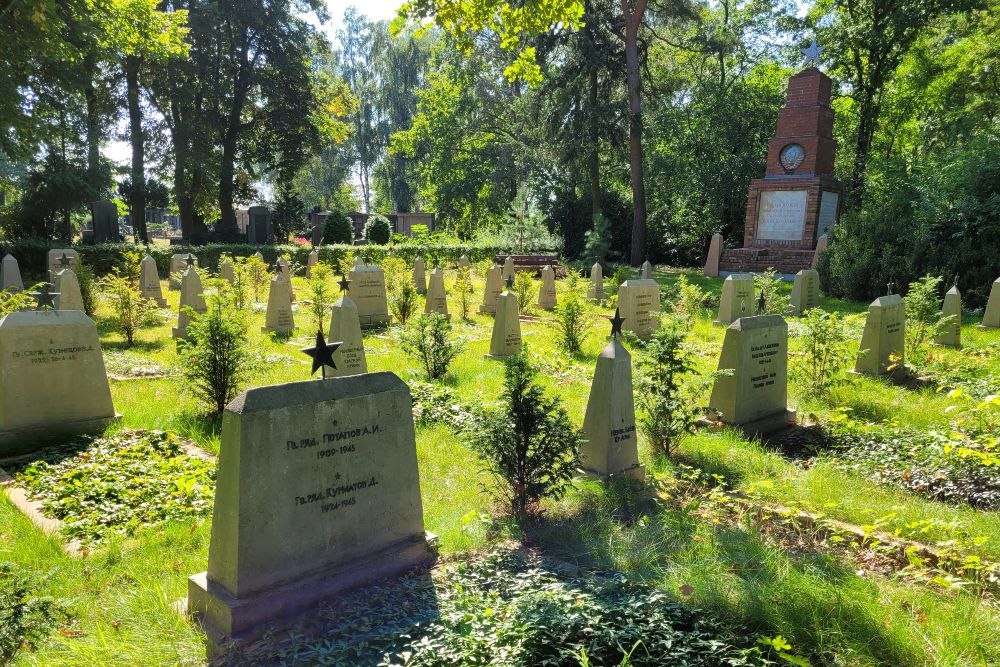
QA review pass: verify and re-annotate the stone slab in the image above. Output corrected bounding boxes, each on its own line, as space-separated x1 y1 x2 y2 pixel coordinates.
140 255 167 307
587 263 603 302
2 254 23 293
704 233 722 277
348 264 391 328
788 269 820 315
580 338 642 480
714 273 754 326
617 279 660 340
537 265 557 311
488 292 521 358
936 286 961 348
479 265 502 314
981 278 1000 329
854 295 905 375
53 269 84 312
709 315 790 426
47 249 79 281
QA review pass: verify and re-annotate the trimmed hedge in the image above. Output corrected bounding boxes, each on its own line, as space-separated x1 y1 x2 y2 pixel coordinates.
0 239 558 279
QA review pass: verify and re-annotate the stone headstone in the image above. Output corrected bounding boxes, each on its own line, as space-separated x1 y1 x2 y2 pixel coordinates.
936 286 961 348
580 337 643 480
247 206 272 244
306 250 319 279
91 200 120 242
981 277 1000 329
537 265 557 311
219 257 235 285
187 373 434 654
172 267 207 340
616 279 660 340
276 256 294 302
347 264 391 328
854 295 905 375
458 254 470 270
327 295 368 377
169 253 195 290
811 234 829 269
788 269 820 316
714 273 754 326
141 255 167 307
704 233 722 277
47 249 79 280
640 260 653 280
254 251 265 262
502 255 515 281
479 265 503 314
0 310 117 455
309 211 329 246
587 262 603 302
412 257 426 295
424 268 448 317
262 274 295 335
488 287 522 358
709 315 795 435
53 269 84 312
1 254 23 293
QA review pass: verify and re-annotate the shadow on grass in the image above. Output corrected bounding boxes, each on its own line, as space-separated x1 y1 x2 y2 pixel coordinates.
173 410 223 453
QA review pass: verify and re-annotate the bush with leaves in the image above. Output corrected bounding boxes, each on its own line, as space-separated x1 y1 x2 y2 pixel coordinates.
391 279 419 325
101 271 153 346
364 213 392 244
75 264 98 316
905 274 952 360
673 274 712 322
792 308 857 395
609 264 632 293
637 318 700 456
555 290 586 355
323 213 354 245
455 265 472 319
470 352 582 518
753 268 789 315
307 263 334 334
513 271 534 312
233 254 269 305
401 312 464 379
0 562 63 664
0 283 40 315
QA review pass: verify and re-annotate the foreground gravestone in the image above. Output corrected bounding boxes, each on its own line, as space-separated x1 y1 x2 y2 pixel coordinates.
709 315 795 435
936 284 961 348
0 310 117 455
262 273 295 335
617 279 660 340
580 310 644 480
187 372 434 655
306 250 319 279
854 294 905 375
412 257 426 294
141 255 167 307
714 273 754 326
981 277 1000 329
328 288 367 377
424 268 449 317
1 254 23 293
537 265 557 310
640 260 653 280
502 255 515 281
587 262 603 302
53 269 84 312
47 249 79 280
479 264 503 314
347 264 391 328
788 269 820 316
169 253 195 290
219 257 235 285
172 267 207 340
488 278 522 358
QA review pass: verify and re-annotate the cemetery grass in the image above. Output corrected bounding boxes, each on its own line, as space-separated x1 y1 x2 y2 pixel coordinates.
2 268 999 665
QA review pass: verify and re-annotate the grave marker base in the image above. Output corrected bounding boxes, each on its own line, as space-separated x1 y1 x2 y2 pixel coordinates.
578 464 646 483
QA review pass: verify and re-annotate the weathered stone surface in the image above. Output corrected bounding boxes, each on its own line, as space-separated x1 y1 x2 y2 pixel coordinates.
347 264 391 328
479 265 503 314
172 268 207 340
306 250 319 279
262 275 295 335
458 254 470 270
187 373 433 653
412 257 426 294
53 269 84 312
936 286 961 348
982 278 1000 329
537 265 557 311
587 262 603 302
327 295 367 376
488 290 521 358
0 310 117 455
141 255 167 307
424 268 449 317
276 257 294 302
47 249 79 280
2 254 23 293
219 257 235 285
811 234 829 269
640 260 653 279
580 338 643 480
714 273 754 326
616 279 660 340
704 233 722 277
169 253 195 290
854 295 905 375
502 255 515 281
709 315 794 433
788 269 820 316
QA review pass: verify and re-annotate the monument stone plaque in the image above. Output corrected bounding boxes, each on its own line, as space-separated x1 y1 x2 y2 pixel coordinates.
262 274 295 335
537 265 557 311
347 264 391 328
817 191 839 238
587 262 603 302
53 269 84 312
169 253 195 290
328 295 367 376
424 268 449 317
935 285 961 348
488 283 522 358
616 279 660 340
141 255 167 307
756 190 807 242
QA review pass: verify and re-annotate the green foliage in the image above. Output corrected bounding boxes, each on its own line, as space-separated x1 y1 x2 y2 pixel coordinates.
470 352 582 518
100 271 152 346
792 308 857 395
232 254 269 305
401 312 463 379
673 274 712 323
0 562 63 664
555 290 586 355
307 263 334 334
323 213 355 245
637 318 699 456
609 263 633 293
583 213 612 265
905 275 952 360
0 284 39 315
455 265 472 319
391 277 420 325
512 271 534 312
364 213 392 245
75 264 98 316
753 269 790 315
0 153 94 240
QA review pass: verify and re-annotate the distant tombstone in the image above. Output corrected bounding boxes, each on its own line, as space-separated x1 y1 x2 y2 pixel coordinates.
306 250 319 279
703 233 722 277
347 264 391 328
254 251 265 262
172 267 207 340
262 274 295 335
487 283 522 358
0 310 117 455
640 260 653 280
141 255 167 307
327 294 368 376
935 285 961 348
276 256 294 302
479 265 503 314
424 268 448 317
187 373 435 654
247 206 273 244
502 256 515 281
412 257 426 294
458 254 470 270
981 277 1000 329
1 254 23 293
714 273 754 326
587 262 603 302
53 269 84 312
219 257 235 285
616 279 660 340
709 315 795 435
309 211 329 246
169 253 195 290
788 269 820 316
811 234 829 269
47 249 79 280
854 295 905 376
537 265 557 311
91 200 120 242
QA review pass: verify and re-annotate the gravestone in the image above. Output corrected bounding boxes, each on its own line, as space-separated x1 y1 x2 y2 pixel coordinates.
306 250 319 279
1 254 23 293
347 264 391 328
703 233 722 277
479 265 503 314
714 273 754 326
141 255 167 307
47 249 79 280
487 280 521 358
854 295 905 375
169 253 195 290
580 310 643 480
53 269 84 312
587 262 603 302
502 256 515 281
309 211 329 246
788 269 820 315
247 206 272 244
0 310 117 455
187 372 434 654
262 274 295 335
458 254 470 270
537 265 557 311
640 260 653 279
328 294 368 377
424 268 449 317
276 257 294 302
616 279 660 340
172 267 207 340
219 257 235 285
91 200 120 242
811 234 829 269
709 315 795 434
936 285 961 348
412 257 426 294
981 277 1000 329
254 251 265 262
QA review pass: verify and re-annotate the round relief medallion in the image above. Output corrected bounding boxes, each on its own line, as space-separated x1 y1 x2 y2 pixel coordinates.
779 143 805 171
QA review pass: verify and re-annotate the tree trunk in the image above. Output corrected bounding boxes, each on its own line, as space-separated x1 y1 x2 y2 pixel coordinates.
623 0 649 267
125 55 148 245
589 66 602 222
849 86 879 209
84 60 102 195
218 128 239 240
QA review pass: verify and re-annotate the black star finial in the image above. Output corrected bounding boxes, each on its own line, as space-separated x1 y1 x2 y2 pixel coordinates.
302 329 341 378
504 274 514 291
31 283 59 310
610 307 625 339
338 274 351 293
757 290 767 315
58 253 71 269
185 254 196 268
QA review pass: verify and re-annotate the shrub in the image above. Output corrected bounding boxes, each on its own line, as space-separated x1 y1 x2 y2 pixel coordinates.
76 264 98 316
101 272 152 346
0 284 39 315
905 275 952 360
555 291 586 355
233 254 269 304
470 352 582 519
0 562 63 664
307 263 334 334
391 279 419 325
609 264 632 293
637 318 699 456
401 313 463 379
455 265 472 319
753 268 789 315
792 308 856 395
513 272 534 312
323 213 354 245
364 213 392 245
673 274 712 323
